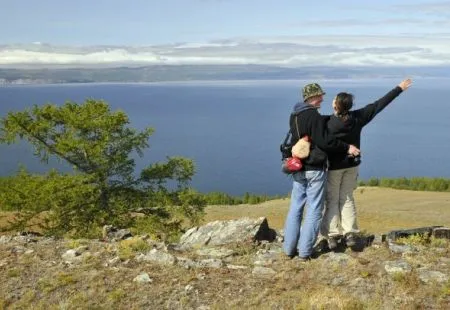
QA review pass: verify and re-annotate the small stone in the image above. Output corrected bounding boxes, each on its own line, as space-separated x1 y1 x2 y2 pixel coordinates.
185 284 194 293
133 272 152 283
11 246 26 254
195 247 235 258
136 249 177 265
0 236 12 244
388 242 415 254
197 258 224 269
323 252 352 265
418 269 449 284
384 260 412 275
62 249 79 261
196 273 207 280
252 266 276 276
108 257 121 266
227 264 248 270
331 276 345 286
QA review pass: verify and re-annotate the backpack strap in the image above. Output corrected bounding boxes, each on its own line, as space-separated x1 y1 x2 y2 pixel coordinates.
294 115 301 139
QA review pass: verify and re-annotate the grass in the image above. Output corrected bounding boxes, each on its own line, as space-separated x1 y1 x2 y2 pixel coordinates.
117 237 151 260
0 187 449 308
203 187 450 233
2 187 449 236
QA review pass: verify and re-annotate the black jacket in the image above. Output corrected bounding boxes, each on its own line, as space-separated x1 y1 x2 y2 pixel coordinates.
290 102 349 171
327 86 403 170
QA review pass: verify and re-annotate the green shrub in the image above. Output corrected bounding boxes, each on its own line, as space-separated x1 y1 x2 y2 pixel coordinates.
0 100 205 237
358 177 450 192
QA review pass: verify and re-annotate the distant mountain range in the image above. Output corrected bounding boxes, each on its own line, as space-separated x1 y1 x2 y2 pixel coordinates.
1 65 450 85
1 39 450 84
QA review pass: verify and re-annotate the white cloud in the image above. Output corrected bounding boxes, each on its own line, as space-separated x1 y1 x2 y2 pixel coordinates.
1 34 450 67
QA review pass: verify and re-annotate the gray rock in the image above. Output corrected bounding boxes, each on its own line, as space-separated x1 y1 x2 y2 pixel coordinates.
275 229 284 243
102 225 132 241
12 236 35 243
432 227 450 239
387 226 437 242
331 276 346 286
176 257 198 269
11 246 27 254
62 249 79 261
388 241 415 254
227 264 249 270
253 249 281 266
384 260 412 275
417 269 449 284
195 247 235 258
136 249 177 265
323 252 352 265
107 257 121 266
0 235 12 244
177 257 224 269
196 258 224 269
133 272 153 283
179 217 276 249
252 266 276 276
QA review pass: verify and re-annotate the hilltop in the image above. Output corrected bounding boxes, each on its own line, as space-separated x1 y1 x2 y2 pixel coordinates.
1 187 449 309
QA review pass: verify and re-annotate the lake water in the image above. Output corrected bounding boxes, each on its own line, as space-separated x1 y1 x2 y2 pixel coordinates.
1 78 449 196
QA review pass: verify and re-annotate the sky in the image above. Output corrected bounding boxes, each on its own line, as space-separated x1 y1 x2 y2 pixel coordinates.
1 0 450 66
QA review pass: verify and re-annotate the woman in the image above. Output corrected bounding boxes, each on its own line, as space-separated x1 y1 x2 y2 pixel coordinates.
321 78 412 249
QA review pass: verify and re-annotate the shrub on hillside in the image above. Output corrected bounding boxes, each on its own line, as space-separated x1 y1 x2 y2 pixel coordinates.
0 100 205 237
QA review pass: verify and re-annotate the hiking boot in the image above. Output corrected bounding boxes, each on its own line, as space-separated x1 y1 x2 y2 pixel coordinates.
314 238 328 253
345 233 357 247
327 237 339 250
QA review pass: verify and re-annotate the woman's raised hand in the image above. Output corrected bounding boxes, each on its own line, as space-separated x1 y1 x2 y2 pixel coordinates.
398 78 412 91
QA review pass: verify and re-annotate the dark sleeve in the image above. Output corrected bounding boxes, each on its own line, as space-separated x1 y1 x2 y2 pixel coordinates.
308 112 349 153
355 86 403 127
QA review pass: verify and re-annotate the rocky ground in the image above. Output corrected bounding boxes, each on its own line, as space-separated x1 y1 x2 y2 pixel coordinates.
0 218 449 309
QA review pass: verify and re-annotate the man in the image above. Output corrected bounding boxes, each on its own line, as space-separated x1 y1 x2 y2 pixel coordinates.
283 83 360 261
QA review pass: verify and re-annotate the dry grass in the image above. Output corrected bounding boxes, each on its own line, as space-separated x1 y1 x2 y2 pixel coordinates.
204 187 450 233
0 187 449 309
0 222 449 309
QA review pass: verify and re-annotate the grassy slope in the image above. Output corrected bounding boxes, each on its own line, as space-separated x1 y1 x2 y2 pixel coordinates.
1 187 449 235
204 187 450 233
1 187 449 309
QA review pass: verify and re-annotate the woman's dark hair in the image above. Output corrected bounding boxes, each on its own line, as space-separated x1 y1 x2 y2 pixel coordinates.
334 92 354 118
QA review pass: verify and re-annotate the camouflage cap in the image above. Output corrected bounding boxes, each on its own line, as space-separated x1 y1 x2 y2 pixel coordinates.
302 83 326 102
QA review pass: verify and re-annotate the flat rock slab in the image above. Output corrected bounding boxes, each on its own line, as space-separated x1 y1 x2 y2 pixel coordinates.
384 260 412 275
432 227 450 239
387 226 444 242
195 248 235 258
179 217 276 248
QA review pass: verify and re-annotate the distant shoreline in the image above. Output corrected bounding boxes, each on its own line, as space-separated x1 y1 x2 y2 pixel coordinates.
1 76 449 87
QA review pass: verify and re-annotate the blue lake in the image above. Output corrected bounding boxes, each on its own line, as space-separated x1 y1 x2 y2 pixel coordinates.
1 78 449 196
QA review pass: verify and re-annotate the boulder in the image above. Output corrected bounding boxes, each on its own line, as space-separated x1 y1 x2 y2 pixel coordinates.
432 227 450 239
179 217 276 249
386 226 441 242
102 225 132 241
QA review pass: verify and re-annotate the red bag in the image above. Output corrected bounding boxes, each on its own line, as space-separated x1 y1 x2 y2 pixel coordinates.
282 157 303 174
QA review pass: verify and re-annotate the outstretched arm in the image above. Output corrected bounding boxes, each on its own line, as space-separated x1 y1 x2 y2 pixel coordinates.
356 78 412 126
